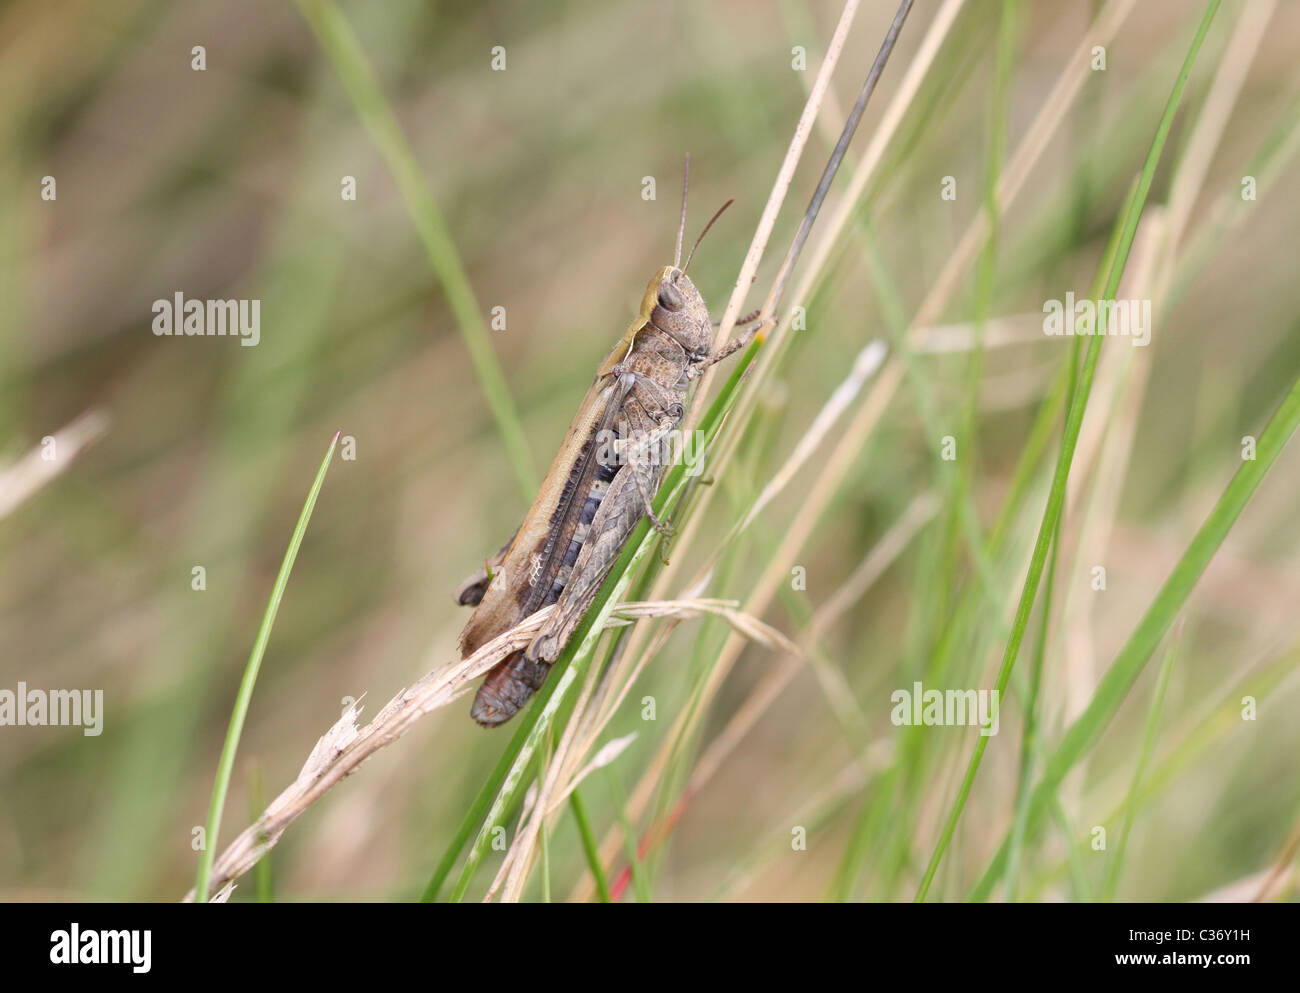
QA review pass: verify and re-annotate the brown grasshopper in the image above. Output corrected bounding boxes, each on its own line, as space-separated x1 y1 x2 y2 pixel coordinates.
455 166 753 726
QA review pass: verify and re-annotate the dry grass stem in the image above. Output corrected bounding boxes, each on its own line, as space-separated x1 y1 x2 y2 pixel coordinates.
181 597 782 900
0 410 109 520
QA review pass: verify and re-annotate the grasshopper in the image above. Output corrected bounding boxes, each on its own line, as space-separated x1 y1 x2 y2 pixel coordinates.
455 165 752 726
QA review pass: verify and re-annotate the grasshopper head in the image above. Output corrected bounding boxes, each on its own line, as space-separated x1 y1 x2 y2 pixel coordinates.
644 265 711 361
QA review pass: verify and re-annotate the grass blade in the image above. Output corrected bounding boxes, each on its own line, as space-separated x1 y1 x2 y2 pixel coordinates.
569 790 613 903
1102 624 1181 900
294 0 536 497
194 431 340 903
970 368 1300 900
915 0 1222 901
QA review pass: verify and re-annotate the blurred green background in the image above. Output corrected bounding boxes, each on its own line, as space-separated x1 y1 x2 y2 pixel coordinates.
2 0 1299 901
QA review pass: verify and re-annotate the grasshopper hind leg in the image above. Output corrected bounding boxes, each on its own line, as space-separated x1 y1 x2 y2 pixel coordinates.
471 651 552 727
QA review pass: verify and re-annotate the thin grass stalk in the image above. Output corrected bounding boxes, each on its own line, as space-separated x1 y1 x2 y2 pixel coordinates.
194 431 339 902
1102 624 1182 900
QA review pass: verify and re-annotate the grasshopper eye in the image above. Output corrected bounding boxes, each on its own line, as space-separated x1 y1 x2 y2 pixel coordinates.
657 282 684 312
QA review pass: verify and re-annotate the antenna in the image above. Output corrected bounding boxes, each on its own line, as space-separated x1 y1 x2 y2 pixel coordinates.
683 198 734 273
674 154 690 268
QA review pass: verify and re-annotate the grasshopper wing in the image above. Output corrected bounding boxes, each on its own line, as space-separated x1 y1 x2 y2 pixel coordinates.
458 372 630 658
527 453 660 663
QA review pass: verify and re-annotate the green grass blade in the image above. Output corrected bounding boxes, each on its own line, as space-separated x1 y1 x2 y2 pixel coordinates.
1048 797 1092 901
294 0 536 498
194 431 340 903
607 768 651 902
1002 508 1061 900
419 691 548 901
1016 645 1299 899
915 0 1222 901
249 761 274 903
970 368 1300 900
569 789 613 903
1102 624 1181 901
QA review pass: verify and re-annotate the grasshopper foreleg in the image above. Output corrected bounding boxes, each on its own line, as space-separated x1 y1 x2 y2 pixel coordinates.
687 315 776 381
712 308 763 328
